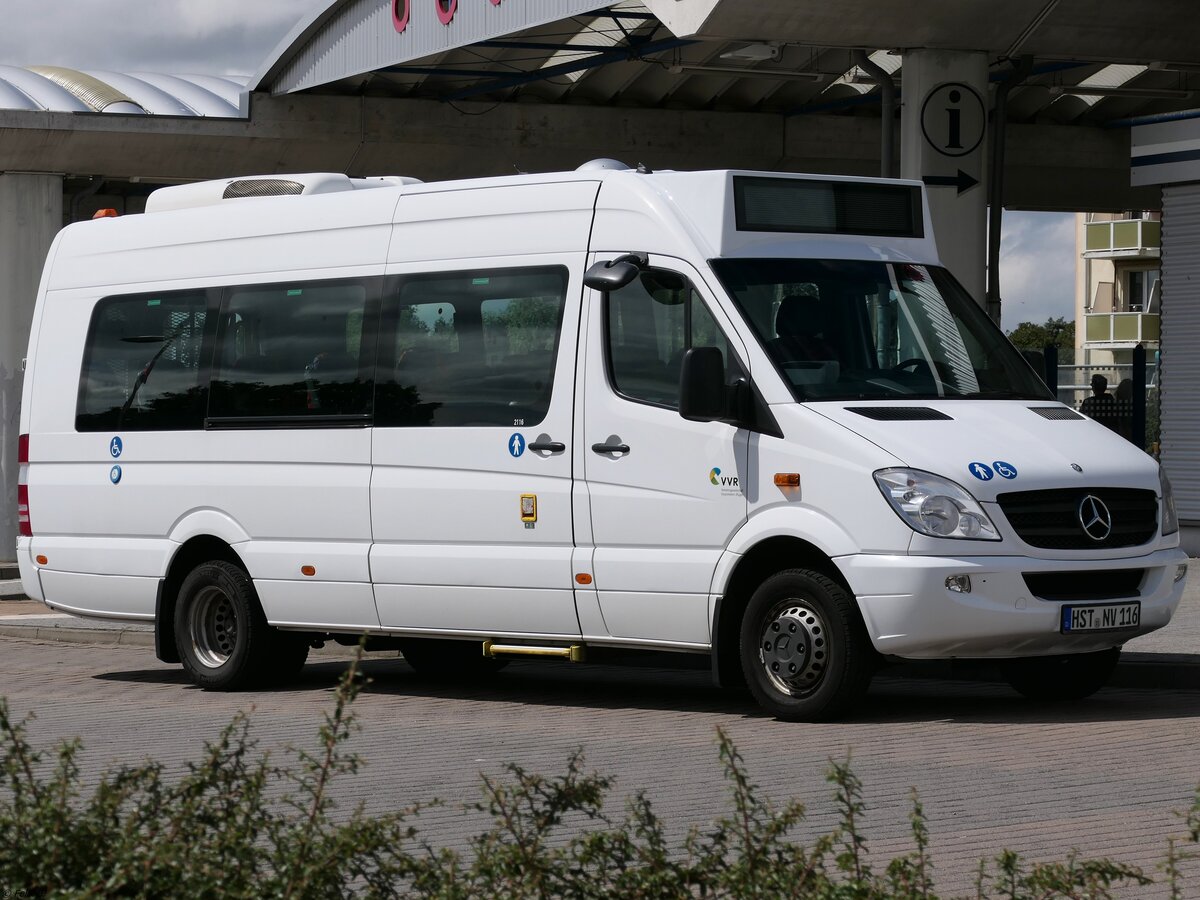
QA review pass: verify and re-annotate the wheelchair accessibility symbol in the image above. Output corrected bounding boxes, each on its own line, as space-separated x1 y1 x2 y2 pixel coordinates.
110 436 123 458
993 461 1018 479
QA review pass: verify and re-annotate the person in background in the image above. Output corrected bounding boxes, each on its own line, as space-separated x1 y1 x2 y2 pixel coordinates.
1080 373 1118 432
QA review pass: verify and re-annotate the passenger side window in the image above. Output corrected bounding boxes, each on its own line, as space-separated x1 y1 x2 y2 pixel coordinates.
209 280 374 423
376 267 568 428
606 268 737 409
76 291 211 432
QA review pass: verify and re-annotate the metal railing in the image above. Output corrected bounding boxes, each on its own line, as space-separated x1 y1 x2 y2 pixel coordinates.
1083 311 1160 345
1083 218 1161 256
1044 355 1160 453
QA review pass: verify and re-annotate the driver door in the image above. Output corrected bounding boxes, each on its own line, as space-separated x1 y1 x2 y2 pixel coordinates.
579 256 750 646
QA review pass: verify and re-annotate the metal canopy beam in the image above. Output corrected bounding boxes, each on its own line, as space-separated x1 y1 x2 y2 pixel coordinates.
443 35 698 102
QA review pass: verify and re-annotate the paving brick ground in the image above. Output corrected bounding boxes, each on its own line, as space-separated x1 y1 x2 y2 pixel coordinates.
1 635 1198 896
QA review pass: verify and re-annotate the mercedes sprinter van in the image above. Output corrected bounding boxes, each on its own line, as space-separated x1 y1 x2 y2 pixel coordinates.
15 164 1187 720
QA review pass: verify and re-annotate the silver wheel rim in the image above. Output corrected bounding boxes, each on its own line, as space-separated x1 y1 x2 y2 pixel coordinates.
758 599 829 697
189 585 239 669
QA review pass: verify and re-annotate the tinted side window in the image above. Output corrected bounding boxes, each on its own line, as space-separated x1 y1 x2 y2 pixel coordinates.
606 269 737 409
76 291 211 432
210 280 375 423
377 267 568 428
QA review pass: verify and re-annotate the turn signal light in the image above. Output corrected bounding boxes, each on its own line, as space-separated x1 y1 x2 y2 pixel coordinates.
774 473 800 487
36 555 47 566
301 565 316 577
92 208 119 219
575 573 593 585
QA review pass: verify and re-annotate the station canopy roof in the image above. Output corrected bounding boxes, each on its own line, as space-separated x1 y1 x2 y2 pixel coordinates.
254 0 1200 127
0 66 247 116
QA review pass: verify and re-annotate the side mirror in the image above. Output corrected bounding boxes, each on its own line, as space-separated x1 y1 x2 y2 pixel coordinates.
583 252 649 292
679 347 727 422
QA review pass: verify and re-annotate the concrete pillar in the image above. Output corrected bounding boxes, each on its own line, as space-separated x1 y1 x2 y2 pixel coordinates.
0 174 62 557
900 50 989 305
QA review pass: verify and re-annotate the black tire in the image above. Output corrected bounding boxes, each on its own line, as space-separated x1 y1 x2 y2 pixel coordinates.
265 632 311 685
174 560 277 691
398 638 508 679
739 568 874 721
1002 648 1119 701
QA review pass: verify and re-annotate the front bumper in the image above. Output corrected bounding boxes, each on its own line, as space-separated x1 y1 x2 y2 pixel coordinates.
839 548 1187 659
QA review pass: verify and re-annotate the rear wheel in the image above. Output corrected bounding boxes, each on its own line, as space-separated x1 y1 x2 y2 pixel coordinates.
1002 648 1119 701
398 638 508 679
739 569 873 721
174 560 298 690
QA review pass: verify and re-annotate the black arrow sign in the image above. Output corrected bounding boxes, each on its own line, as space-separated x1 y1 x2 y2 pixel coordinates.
922 169 979 195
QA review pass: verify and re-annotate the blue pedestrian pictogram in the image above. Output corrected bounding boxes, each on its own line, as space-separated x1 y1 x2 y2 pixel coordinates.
992 460 1018 480
109 436 123 458
968 462 994 481
109 465 122 485
508 433 525 458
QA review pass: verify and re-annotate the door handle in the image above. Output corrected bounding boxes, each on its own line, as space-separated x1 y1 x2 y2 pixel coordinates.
528 440 566 453
591 441 631 455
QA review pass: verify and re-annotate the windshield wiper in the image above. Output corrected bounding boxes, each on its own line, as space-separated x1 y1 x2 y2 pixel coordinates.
116 327 189 427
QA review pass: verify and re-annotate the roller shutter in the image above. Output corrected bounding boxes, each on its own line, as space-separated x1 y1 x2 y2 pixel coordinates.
1160 182 1200 521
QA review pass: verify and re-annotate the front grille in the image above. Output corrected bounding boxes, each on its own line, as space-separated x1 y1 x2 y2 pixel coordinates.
845 407 952 421
997 488 1158 549
1023 569 1145 602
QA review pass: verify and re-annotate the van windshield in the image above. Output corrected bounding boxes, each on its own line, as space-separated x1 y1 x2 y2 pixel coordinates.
710 258 1053 402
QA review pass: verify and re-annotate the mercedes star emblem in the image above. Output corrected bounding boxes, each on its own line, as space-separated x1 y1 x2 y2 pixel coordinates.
1077 495 1112 542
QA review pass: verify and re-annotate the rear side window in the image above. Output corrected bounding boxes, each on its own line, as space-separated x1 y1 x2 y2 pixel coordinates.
376 267 568 427
76 291 211 432
209 280 376 425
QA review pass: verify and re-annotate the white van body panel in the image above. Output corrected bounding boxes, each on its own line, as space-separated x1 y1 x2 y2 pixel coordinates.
167 509 251 546
45 190 399 292
38 571 157 619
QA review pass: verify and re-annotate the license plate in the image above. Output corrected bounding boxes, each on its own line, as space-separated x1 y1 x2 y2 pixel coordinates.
1060 602 1141 633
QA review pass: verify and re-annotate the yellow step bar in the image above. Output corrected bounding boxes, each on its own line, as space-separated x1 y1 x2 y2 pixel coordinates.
482 640 586 663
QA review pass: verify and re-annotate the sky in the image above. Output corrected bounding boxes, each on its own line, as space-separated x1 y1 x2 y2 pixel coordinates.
0 1 1079 330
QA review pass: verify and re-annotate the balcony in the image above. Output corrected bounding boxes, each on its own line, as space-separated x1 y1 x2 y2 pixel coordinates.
1083 218 1160 260
1084 311 1160 346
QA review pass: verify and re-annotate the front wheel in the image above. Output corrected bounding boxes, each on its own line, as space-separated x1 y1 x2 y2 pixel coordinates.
175 560 278 691
1002 648 1119 701
739 569 874 721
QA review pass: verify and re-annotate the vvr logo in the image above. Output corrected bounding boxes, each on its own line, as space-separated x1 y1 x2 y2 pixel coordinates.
709 467 739 488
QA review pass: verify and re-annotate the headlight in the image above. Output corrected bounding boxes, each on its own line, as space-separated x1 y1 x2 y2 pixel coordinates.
1160 466 1179 536
874 468 1000 540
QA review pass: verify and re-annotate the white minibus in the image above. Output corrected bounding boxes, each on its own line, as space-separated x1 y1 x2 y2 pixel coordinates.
15 163 1187 720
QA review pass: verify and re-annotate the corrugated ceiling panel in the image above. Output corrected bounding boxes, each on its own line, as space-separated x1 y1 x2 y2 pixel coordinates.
269 0 613 94
1159 183 1200 520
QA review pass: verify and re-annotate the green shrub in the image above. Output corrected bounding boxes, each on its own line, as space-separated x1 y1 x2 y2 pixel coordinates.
0 653 1195 898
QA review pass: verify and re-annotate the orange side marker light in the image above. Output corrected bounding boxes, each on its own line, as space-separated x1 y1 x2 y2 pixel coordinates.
575 573 593 585
301 565 316 577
